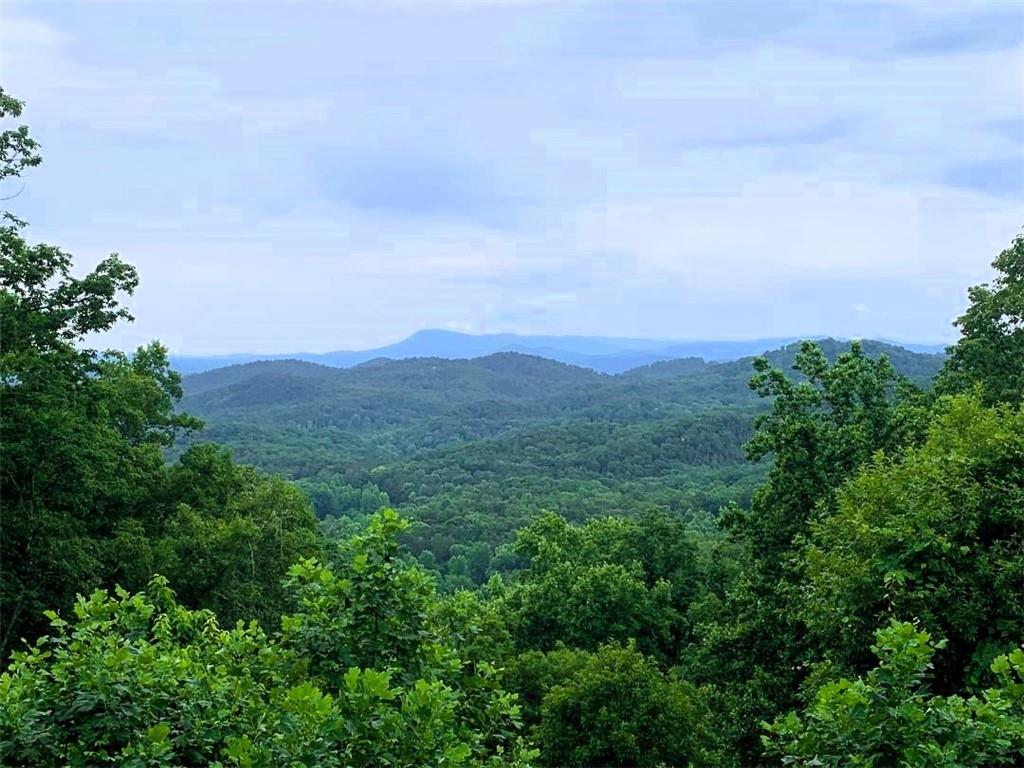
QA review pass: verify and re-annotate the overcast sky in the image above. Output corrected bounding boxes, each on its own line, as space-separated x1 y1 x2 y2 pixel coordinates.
1 0 1022 354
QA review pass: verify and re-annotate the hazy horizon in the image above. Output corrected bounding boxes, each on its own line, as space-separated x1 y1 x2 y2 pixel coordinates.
168 327 947 360
2 0 1021 355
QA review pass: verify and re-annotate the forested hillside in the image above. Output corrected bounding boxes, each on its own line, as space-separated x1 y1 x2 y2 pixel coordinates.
177 339 944 585
3 90 1023 767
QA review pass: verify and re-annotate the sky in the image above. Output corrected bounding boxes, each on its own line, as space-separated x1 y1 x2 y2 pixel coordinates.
1 0 1022 354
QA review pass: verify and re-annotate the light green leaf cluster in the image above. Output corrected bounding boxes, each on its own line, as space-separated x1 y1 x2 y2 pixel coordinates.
0 512 536 768
765 621 1024 766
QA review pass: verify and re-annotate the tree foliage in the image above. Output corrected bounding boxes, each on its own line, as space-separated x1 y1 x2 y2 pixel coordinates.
0 87 41 184
498 512 699 660
0 512 535 767
803 395 1024 694
535 643 710 768
740 340 929 559
937 231 1024 406
0 92 317 656
683 341 932 762
0 178 194 654
766 621 1024 767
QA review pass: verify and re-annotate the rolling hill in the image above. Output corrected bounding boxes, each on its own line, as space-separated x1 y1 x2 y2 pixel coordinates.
165 337 948 581
170 330 821 375
178 338 943 476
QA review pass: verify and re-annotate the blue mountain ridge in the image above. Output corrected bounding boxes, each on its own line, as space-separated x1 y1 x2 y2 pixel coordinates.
169 329 947 376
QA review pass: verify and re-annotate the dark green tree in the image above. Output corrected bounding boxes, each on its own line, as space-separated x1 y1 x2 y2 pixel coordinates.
937 231 1024 406
0 88 198 655
740 340 929 561
150 444 323 627
499 512 698 660
0 216 199 653
686 341 930 762
535 643 711 768
0 91 320 655
803 394 1024 693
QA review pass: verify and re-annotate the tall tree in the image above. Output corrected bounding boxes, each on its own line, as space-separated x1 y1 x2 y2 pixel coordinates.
937 231 1024 406
686 341 930 763
0 90 319 655
0 111 198 651
740 341 929 562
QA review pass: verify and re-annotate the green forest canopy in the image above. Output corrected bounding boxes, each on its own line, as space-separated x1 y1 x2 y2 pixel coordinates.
176 337 944 586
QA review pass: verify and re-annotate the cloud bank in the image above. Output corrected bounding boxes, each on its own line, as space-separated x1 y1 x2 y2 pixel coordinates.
1 0 1021 353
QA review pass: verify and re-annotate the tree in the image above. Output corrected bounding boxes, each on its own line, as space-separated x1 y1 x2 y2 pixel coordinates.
149 444 324 627
765 621 1024 767
0 578 333 766
0 88 196 655
685 341 930 762
281 509 535 766
802 395 1024 693
0 214 200 653
281 509 439 684
937 231 1024 406
739 340 929 561
0 90 320 656
0 88 41 185
535 643 711 768
498 512 696 660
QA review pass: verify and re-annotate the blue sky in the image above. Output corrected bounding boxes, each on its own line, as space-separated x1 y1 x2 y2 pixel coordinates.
1 0 1022 353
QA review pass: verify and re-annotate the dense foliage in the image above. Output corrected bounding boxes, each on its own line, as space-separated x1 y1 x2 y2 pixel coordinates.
533 643 710 768
497 512 700 660
803 396 1024 694
2 90 1022 766
0 513 534 767
765 621 1024 766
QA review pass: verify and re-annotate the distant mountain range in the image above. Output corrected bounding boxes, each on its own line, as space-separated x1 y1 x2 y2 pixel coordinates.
176 338 947 480
170 330 948 376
